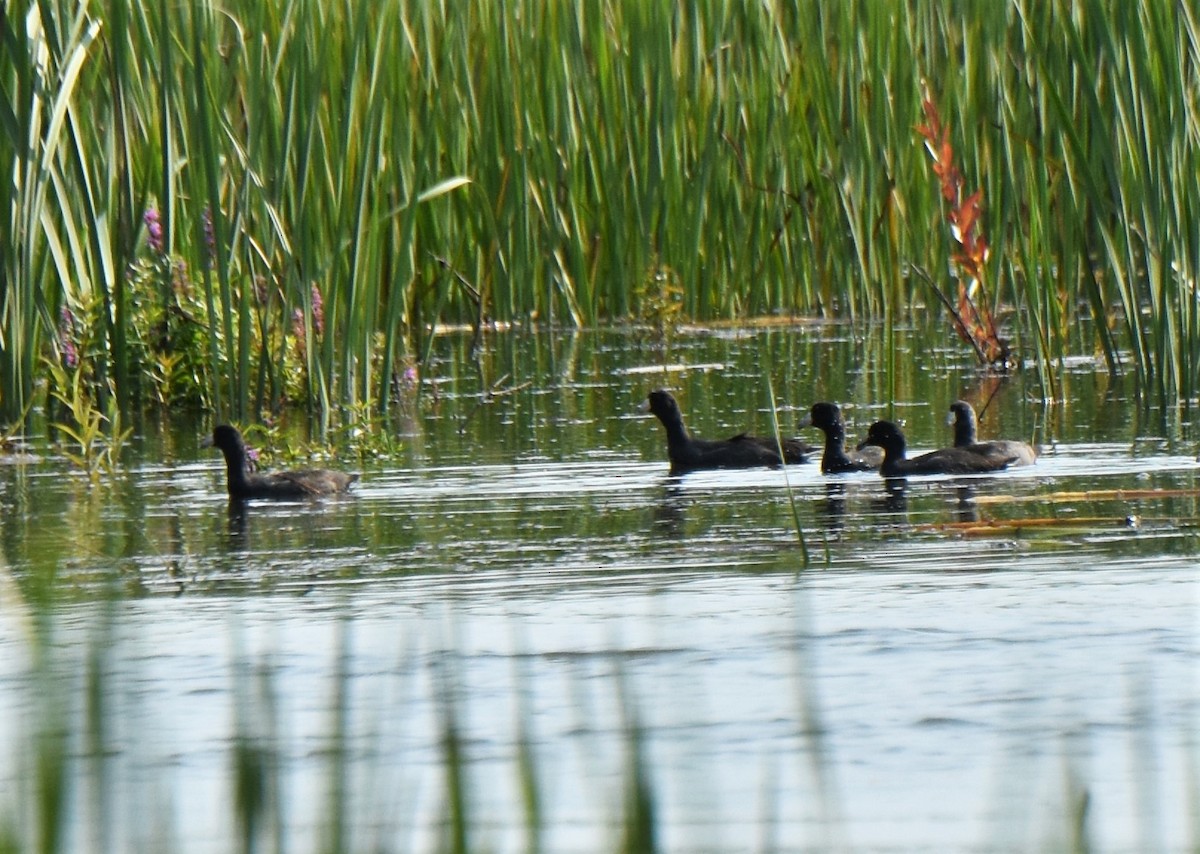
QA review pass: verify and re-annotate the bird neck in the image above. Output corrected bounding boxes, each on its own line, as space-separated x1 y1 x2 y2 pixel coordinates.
953 417 977 447
659 413 690 448
222 449 253 494
880 436 906 463
877 437 910 478
822 425 852 466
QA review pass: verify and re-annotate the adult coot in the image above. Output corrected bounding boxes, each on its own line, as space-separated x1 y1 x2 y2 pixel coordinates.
798 402 883 473
856 420 1015 477
643 389 814 475
947 400 1038 466
204 424 359 499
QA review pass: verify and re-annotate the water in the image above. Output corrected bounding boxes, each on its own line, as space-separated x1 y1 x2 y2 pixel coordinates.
1 326 1197 852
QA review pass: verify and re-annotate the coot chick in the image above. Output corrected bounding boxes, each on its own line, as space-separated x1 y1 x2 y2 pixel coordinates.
643 389 815 475
947 400 1038 466
204 424 359 499
798 402 883 473
856 420 1016 477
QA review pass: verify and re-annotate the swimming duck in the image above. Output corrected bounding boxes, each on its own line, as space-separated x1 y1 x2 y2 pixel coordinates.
947 400 1038 466
643 389 815 475
203 424 359 499
798 402 883 473
856 420 1015 477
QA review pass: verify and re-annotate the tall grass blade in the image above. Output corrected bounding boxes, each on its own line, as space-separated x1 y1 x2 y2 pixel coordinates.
435 652 470 854
615 669 657 854
512 657 544 854
765 375 809 566
322 617 351 854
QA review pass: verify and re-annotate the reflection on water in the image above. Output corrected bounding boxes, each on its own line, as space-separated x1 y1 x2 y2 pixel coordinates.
818 482 848 537
224 499 250 550
0 327 1198 851
953 484 981 523
872 476 911 516
651 477 691 538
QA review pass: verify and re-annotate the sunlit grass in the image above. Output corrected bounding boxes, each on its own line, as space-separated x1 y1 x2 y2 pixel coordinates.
2 1 1199 427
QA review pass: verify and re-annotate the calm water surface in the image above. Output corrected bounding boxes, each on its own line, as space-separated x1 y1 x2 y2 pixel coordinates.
1 326 1197 852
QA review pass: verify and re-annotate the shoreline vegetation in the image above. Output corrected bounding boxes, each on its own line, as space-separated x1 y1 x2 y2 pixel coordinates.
3 1 1198 430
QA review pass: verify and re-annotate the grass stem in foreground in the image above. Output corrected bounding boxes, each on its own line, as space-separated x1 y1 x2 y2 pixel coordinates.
767 375 810 568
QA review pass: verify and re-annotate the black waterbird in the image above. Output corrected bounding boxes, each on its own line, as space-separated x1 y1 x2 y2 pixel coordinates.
642 389 815 475
947 400 1038 466
856 420 1016 477
798 402 883 473
203 424 359 499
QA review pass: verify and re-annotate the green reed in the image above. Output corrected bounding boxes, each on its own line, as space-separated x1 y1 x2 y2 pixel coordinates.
3 1 1199 426
766 375 810 567
0 2 102 420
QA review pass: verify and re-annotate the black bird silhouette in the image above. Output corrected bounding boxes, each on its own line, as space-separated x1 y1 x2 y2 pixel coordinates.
643 389 814 475
798 402 883 473
856 420 1015 477
947 400 1038 466
203 424 359 499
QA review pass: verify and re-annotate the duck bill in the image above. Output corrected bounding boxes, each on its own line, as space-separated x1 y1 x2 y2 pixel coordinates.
796 414 813 428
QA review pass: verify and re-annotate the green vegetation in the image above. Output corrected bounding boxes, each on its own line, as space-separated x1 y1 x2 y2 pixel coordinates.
3 0 1198 429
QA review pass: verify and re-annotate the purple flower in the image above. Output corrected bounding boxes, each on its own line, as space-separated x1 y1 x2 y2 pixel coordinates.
172 260 192 296
144 207 164 254
291 286 325 353
311 284 324 336
292 308 306 351
402 365 418 386
59 307 79 369
201 205 216 269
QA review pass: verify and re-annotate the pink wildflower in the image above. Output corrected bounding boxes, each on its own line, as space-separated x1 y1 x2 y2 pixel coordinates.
144 207 164 254
292 308 306 351
311 284 324 336
59 307 79 369
201 205 216 269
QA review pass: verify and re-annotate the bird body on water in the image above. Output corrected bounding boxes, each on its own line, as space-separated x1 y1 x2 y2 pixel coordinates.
857 420 1016 477
799 402 883 474
204 425 359 499
643 389 814 475
947 400 1038 466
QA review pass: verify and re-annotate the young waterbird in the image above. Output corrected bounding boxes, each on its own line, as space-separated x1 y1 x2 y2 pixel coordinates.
947 400 1038 466
856 420 1016 478
642 389 815 475
798 402 883 473
204 425 359 499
